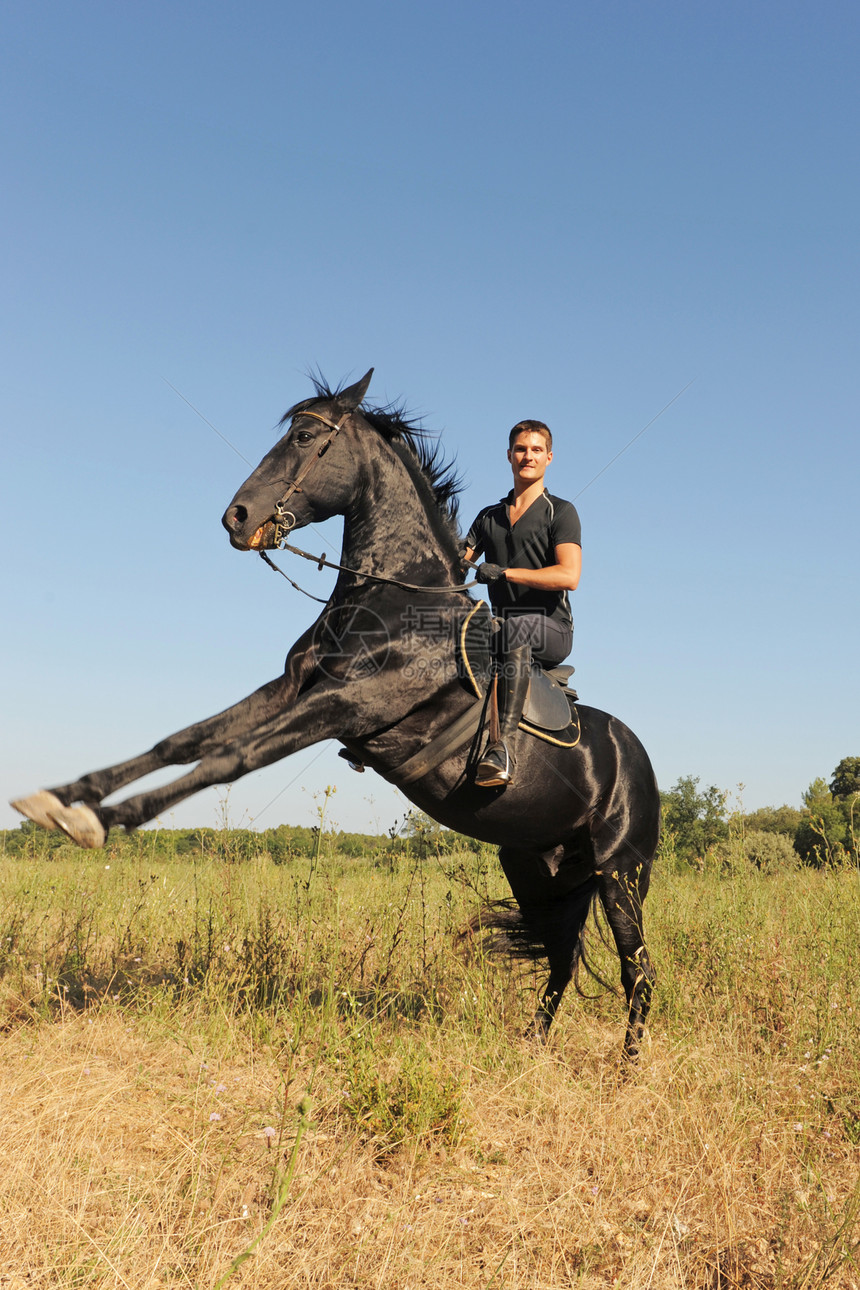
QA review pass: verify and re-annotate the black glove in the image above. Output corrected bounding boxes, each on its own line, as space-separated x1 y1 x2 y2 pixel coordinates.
476 562 507 584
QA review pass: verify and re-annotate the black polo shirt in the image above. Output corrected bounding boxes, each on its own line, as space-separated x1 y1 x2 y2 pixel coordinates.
466 490 581 629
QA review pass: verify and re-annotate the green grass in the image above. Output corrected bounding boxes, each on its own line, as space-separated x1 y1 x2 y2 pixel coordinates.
1 829 858 1071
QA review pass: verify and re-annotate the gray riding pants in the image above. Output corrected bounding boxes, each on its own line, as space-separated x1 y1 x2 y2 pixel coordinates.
496 613 573 667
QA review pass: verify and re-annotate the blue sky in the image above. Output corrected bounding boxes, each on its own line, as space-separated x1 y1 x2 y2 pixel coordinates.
2 1 858 836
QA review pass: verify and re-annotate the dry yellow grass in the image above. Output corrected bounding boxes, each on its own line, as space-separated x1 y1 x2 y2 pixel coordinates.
0 845 857 1288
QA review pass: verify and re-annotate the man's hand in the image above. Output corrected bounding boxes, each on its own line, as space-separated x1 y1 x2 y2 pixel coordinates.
476 562 507 584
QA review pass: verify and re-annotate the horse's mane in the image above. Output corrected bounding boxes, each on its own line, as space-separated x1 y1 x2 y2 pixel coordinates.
282 377 462 531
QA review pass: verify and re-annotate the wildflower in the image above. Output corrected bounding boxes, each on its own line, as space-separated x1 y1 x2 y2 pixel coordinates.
263 1126 277 1140
215 1083 227 1094
793 1122 803 1132
209 1112 222 1122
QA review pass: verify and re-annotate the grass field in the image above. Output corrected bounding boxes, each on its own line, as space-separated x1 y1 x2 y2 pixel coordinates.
0 829 857 1288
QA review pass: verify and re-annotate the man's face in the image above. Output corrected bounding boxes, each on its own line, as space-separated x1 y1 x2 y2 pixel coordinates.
507 431 552 487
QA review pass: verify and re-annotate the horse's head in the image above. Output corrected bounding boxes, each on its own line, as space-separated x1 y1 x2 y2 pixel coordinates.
222 370 374 551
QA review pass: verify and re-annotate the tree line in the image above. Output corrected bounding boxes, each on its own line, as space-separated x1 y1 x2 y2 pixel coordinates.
2 757 857 870
660 755 859 869
0 814 486 865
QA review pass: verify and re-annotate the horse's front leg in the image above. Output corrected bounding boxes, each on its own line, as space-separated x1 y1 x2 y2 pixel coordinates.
97 683 351 834
49 671 295 806
12 628 319 839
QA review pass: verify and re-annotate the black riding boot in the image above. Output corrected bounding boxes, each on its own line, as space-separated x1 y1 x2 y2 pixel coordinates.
474 645 531 788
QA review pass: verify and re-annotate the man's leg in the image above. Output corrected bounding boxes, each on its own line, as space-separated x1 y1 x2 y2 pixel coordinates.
473 642 531 787
474 615 572 789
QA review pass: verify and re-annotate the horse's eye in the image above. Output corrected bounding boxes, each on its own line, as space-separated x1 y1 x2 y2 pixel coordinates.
294 430 314 445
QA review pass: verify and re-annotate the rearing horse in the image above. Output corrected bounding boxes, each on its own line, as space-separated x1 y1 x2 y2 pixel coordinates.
13 371 660 1058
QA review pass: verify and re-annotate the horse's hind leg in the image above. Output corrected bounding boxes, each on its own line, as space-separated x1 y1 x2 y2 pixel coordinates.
498 840 597 1041
593 828 657 1061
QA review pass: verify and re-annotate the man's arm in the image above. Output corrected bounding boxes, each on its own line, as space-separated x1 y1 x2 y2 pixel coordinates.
501 542 581 591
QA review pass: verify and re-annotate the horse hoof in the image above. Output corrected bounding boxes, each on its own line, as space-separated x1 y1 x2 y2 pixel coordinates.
523 1015 551 1045
11 791 67 831
50 803 106 850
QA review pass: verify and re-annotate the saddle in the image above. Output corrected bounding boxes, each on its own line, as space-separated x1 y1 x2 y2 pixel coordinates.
338 601 580 786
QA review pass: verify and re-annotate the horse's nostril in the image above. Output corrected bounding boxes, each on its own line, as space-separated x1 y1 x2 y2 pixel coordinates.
232 505 248 526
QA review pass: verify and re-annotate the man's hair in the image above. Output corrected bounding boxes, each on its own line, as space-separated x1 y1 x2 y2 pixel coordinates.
509 419 552 451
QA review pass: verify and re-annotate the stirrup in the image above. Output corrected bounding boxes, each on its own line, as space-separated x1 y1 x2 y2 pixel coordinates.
474 739 514 788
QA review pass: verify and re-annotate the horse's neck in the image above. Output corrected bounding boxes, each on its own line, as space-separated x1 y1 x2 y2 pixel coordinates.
340 450 459 585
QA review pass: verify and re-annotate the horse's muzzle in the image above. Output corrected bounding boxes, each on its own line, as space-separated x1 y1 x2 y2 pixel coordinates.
222 504 276 550
222 504 249 549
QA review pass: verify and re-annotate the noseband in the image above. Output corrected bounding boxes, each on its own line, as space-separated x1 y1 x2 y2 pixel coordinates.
272 408 349 547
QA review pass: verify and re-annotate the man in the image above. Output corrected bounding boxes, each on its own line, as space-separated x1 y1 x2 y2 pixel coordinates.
463 420 581 788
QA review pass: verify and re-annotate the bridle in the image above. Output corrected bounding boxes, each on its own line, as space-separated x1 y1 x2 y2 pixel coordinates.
271 407 348 547
262 405 477 597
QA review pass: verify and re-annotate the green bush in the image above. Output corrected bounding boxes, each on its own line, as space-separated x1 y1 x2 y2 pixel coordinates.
340 1010 465 1154
742 828 798 872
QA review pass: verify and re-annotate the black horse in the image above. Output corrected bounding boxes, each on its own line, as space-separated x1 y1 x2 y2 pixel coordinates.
13 371 660 1057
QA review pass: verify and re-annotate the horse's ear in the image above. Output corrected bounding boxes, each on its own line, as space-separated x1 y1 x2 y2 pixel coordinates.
336 368 374 412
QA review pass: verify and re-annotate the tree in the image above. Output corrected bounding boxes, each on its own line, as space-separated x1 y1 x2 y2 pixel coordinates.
660 775 728 862
830 757 860 801
741 804 804 837
795 758 859 866
802 777 830 809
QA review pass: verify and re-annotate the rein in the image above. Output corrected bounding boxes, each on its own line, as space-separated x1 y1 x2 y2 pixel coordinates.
264 405 478 598
260 540 477 596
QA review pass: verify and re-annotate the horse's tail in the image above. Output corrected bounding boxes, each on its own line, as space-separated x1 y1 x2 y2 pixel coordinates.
465 878 614 996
